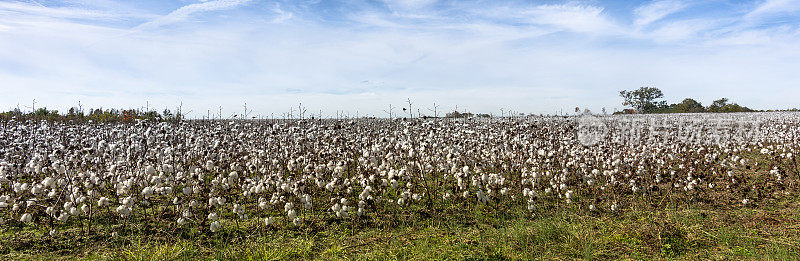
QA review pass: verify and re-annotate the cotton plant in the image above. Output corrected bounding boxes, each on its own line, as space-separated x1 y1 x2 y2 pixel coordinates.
0 112 797 237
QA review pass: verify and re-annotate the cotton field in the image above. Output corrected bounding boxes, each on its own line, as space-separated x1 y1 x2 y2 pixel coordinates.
0 112 798 237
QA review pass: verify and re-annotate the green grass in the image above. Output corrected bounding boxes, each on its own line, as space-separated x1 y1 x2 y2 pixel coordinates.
3 198 799 260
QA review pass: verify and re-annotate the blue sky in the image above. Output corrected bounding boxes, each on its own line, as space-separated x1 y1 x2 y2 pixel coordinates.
1 0 799 117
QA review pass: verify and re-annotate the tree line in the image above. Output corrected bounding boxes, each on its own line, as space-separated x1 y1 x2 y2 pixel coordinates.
615 87 784 114
0 106 183 123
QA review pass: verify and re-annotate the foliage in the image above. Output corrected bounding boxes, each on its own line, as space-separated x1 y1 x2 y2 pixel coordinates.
619 87 755 114
1 107 182 123
619 86 667 113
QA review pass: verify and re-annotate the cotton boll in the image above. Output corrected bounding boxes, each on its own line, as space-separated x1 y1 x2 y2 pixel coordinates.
210 221 221 233
20 213 32 223
98 197 110 207
57 212 69 222
182 209 193 218
146 165 156 176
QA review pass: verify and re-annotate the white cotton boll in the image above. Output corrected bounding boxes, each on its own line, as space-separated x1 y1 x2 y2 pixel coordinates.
115 205 130 217
293 217 302 226
265 216 275 226
20 213 32 223
81 204 89 214
177 217 186 225
208 212 218 220
287 209 297 220
141 187 153 198
146 165 156 176
123 196 134 207
210 221 221 233
50 229 58 237
181 208 193 218
57 212 69 222
31 185 42 195
205 161 214 170
98 197 109 207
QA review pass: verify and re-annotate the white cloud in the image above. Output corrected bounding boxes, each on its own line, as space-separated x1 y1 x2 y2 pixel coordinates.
0 1 149 21
647 19 720 42
522 4 619 33
382 0 437 11
746 0 800 19
133 0 253 31
633 0 688 28
2 0 800 117
270 3 293 23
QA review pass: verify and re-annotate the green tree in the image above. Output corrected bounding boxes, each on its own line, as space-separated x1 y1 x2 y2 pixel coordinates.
673 98 705 113
619 87 667 113
708 98 729 112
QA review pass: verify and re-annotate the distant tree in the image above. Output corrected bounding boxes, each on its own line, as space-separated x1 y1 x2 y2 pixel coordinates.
706 98 753 113
673 98 705 113
619 87 666 113
708 98 729 112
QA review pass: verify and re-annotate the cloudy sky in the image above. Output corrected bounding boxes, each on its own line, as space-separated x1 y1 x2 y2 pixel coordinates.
1 0 799 118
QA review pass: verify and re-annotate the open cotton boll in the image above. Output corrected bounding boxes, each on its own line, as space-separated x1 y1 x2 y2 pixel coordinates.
210 221 221 233
145 165 156 176
20 213 32 223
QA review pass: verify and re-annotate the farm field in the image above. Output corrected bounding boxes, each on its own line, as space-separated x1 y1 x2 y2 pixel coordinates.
1 112 799 260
